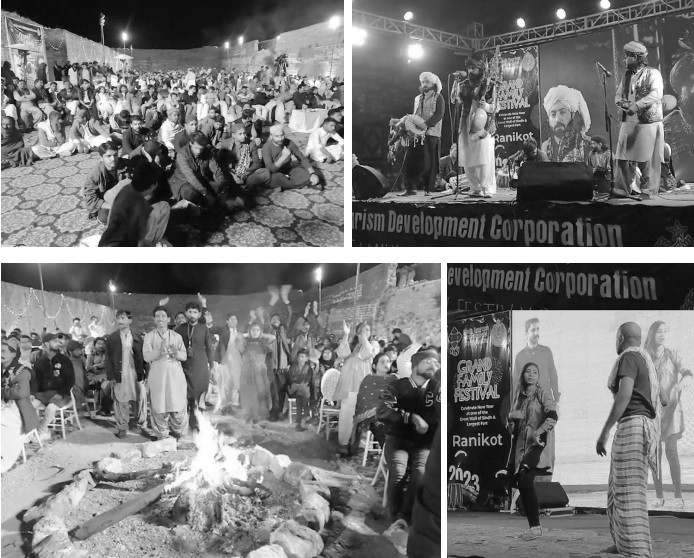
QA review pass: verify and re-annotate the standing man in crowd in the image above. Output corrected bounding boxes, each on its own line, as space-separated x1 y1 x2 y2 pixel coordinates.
614 41 664 198
104 309 148 439
596 322 668 558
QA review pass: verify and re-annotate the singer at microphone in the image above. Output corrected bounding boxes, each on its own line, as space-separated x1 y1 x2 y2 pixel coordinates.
596 61 612 77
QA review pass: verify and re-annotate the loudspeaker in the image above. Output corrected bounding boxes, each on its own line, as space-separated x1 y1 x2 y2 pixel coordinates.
535 481 570 509
516 162 593 203
353 165 388 200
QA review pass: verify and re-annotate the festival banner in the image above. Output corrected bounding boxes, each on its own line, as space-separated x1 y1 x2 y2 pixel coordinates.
448 312 512 510
447 264 694 316
352 200 694 247
493 47 541 165
4 16 45 85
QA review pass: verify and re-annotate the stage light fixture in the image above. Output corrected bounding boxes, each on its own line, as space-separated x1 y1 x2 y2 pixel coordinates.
329 16 341 29
556 8 567 19
352 26 367 46
408 43 424 60
600 0 611 8
516 18 526 28
404 11 413 21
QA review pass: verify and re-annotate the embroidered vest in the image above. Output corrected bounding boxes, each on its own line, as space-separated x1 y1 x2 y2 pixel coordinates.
415 91 442 137
621 67 663 124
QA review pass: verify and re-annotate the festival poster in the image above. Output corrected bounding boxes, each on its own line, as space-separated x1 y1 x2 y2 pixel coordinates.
447 263 694 316
448 312 512 511
4 16 45 85
493 46 541 166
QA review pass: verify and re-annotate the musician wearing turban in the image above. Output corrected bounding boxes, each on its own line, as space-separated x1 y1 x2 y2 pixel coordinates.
541 85 592 164
614 41 664 198
401 72 445 196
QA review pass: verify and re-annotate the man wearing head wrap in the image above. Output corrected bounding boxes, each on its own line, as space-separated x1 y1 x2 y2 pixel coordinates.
401 72 445 196
217 121 271 191
454 55 498 197
663 50 694 182
541 85 592 164
614 41 664 197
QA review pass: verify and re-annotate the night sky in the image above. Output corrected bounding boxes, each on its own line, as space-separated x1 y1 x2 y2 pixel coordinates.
1 264 380 295
3 0 343 49
356 0 642 37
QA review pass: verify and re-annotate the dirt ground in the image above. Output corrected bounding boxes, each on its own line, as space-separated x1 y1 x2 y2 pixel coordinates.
1 411 401 558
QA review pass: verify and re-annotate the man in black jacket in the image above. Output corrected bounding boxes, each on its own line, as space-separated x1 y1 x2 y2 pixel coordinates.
103 310 148 438
377 346 440 528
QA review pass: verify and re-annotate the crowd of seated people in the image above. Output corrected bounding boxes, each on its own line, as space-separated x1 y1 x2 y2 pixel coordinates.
1 62 345 246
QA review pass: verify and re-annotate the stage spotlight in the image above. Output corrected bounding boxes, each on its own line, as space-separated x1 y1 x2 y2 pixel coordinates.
352 26 367 46
408 43 424 60
404 11 413 21
600 0 611 8
516 18 526 28
556 8 567 19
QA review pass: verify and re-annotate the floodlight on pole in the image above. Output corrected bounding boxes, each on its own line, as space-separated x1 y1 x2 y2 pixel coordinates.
407 43 424 60
516 18 526 28
121 32 128 50
315 267 322 317
238 36 244 46
556 8 567 19
404 11 413 21
108 281 116 311
224 41 229 49
600 0 611 8
329 16 341 30
352 27 367 46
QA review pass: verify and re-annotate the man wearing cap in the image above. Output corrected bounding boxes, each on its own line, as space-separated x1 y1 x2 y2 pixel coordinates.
217 122 271 191
33 333 75 440
377 347 441 530
614 41 664 198
402 72 445 196
158 106 184 151
541 85 592 163
104 309 148 438
174 115 198 153
262 123 321 190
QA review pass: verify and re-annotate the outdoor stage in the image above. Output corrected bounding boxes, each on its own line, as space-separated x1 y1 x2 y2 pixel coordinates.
352 187 694 247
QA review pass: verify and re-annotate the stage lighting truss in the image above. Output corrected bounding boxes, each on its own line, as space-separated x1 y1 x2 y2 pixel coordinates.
354 0 694 54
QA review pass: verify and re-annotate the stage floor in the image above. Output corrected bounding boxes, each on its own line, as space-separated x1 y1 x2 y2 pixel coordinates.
371 187 694 207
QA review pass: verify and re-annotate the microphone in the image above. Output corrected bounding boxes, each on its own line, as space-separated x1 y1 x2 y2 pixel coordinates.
452 70 467 79
596 62 612 77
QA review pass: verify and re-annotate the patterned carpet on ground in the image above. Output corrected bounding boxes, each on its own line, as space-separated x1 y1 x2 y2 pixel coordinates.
1 126 344 247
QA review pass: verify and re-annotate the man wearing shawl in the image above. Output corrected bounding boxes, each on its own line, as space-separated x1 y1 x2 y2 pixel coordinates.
1 116 36 167
401 72 445 196
614 41 665 198
541 85 592 164
216 122 271 191
596 322 668 558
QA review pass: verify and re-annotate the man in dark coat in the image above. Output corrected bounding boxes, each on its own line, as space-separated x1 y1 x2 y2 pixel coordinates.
175 301 214 429
103 309 148 438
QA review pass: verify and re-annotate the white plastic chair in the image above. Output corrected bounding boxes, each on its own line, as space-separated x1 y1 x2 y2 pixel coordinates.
21 429 43 462
362 429 382 466
85 390 100 418
287 397 297 425
47 388 83 439
371 444 389 507
316 368 341 440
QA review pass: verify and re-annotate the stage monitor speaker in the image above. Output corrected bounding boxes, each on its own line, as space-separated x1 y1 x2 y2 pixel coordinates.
535 481 570 509
353 165 388 200
516 162 593 203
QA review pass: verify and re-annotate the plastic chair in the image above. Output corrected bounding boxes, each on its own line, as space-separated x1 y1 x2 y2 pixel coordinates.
316 368 341 440
362 429 382 466
46 388 83 439
20 429 43 463
287 398 297 425
371 445 389 507
85 390 100 418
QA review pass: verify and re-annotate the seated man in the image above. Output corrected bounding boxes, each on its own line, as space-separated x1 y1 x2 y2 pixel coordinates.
435 144 458 191
32 110 75 159
198 106 226 147
377 347 440 530
158 106 183 151
327 107 344 137
13 79 44 131
216 122 271 192
68 108 110 152
99 155 171 247
58 81 80 115
292 82 309 111
232 107 262 146
262 123 321 191
121 114 151 156
109 109 131 143
168 131 243 212
173 114 198 153
1 116 37 168
306 117 343 163
83 141 131 223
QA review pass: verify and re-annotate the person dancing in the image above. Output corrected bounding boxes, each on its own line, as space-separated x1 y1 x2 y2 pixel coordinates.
645 320 692 510
507 362 558 541
596 322 668 558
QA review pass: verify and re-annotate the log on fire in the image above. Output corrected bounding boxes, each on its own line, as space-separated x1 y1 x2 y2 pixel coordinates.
92 463 175 483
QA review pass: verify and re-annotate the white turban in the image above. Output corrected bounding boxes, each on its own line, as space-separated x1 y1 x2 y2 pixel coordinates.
543 85 591 133
419 72 442 93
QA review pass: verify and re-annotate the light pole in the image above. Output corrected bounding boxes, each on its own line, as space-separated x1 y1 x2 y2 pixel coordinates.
109 280 116 312
315 267 323 317
121 32 128 51
100 13 105 65
224 41 230 70
238 36 244 46
328 16 341 78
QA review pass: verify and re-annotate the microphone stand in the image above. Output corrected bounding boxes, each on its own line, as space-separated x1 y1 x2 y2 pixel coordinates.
600 67 616 194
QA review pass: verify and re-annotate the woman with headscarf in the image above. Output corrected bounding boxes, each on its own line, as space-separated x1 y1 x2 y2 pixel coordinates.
236 321 274 426
2 341 40 473
333 320 380 456
645 320 692 509
507 362 558 541
32 110 75 159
